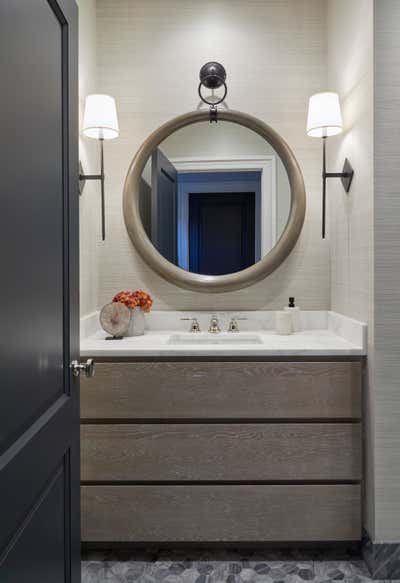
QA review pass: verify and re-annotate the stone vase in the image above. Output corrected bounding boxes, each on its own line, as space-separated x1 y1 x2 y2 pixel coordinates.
126 306 145 336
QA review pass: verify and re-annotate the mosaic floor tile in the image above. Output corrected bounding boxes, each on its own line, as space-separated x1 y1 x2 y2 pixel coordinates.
81 552 389 583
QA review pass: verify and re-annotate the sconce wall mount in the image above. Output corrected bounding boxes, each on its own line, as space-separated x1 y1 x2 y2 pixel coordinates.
321 137 354 238
198 61 228 123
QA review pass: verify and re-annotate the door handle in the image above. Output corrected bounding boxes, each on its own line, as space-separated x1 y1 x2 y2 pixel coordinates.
70 358 95 378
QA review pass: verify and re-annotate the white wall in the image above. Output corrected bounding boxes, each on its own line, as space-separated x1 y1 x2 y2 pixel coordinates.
93 0 330 311
78 0 102 317
327 0 374 536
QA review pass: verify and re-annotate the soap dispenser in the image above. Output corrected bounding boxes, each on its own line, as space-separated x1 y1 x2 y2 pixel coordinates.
284 297 302 332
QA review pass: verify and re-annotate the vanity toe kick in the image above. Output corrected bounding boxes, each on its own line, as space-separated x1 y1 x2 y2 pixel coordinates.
80 360 362 543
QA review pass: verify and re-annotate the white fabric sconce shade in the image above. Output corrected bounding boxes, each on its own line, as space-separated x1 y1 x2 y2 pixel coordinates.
82 94 119 140
306 92 343 138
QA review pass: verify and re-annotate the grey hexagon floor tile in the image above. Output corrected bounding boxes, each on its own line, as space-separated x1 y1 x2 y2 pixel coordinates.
82 561 107 583
313 561 370 580
239 567 256 582
182 568 202 583
82 557 382 583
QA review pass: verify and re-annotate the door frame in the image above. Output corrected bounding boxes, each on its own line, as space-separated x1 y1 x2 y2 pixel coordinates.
171 155 277 258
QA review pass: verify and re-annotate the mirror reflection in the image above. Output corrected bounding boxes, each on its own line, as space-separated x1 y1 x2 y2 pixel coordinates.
139 121 291 276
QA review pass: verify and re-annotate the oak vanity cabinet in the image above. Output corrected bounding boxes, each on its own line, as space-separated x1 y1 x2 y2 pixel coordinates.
80 359 362 543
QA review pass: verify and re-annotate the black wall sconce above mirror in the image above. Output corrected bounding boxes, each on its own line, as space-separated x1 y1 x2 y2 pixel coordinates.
79 94 119 240
307 92 354 238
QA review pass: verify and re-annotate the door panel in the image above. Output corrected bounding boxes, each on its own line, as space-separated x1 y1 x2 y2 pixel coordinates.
1 467 65 583
0 397 72 553
0 0 64 455
151 148 177 264
189 192 255 275
0 1 79 582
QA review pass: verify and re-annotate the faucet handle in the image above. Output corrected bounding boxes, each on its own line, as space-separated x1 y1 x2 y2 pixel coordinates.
228 316 248 332
180 317 201 333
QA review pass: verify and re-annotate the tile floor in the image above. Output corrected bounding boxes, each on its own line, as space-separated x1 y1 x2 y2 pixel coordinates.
81 549 388 583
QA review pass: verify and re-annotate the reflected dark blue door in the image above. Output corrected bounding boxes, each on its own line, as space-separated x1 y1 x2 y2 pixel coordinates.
189 192 256 275
151 148 177 265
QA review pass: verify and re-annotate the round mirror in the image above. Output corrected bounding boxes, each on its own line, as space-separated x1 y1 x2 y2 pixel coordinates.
123 110 306 292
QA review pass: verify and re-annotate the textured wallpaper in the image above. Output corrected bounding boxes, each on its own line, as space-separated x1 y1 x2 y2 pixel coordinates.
81 0 330 312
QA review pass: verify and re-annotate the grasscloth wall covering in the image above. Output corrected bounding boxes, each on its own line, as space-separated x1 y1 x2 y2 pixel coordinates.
326 0 375 536
78 0 101 316
328 0 400 543
93 0 329 311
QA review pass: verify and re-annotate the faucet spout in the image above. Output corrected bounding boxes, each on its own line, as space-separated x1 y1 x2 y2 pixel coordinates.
208 315 221 334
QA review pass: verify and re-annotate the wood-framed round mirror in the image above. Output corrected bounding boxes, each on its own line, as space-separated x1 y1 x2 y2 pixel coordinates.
123 109 306 293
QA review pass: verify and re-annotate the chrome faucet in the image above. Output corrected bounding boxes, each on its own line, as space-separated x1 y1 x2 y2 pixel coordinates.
208 315 221 334
180 317 201 333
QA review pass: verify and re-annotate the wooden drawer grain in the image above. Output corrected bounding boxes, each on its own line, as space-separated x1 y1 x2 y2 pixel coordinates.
81 361 361 420
81 423 361 482
81 484 361 542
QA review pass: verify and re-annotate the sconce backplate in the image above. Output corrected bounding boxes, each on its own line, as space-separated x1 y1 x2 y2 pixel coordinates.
79 161 86 195
341 158 354 192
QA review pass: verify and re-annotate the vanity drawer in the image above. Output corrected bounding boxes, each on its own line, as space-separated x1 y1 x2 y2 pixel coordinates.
81 484 361 542
80 361 361 420
81 423 361 481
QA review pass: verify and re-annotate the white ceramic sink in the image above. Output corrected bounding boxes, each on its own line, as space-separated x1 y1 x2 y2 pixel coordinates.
168 332 264 345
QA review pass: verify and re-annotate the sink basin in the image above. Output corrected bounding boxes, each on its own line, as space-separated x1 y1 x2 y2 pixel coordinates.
168 333 263 345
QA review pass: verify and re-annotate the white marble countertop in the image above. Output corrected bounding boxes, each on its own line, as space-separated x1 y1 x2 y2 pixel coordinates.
80 310 367 357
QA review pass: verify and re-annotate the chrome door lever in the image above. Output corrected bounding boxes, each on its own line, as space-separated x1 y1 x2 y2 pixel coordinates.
70 358 95 378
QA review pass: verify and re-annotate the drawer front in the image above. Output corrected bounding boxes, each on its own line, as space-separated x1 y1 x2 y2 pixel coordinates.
82 484 361 542
81 361 361 420
81 423 361 481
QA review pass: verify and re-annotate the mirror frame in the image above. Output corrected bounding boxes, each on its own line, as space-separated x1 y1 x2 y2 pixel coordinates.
123 109 306 293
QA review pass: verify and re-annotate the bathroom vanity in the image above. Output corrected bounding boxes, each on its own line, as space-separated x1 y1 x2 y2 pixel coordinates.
80 311 366 545
76 74 370 547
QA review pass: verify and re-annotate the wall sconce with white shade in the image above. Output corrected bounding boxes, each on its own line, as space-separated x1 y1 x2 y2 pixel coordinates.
306 92 354 238
80 94 119 240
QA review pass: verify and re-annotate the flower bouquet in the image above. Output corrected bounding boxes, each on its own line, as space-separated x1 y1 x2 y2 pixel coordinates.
113 290 153 336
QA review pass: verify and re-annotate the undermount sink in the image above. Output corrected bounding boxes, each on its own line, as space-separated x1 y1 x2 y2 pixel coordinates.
168 333 264 345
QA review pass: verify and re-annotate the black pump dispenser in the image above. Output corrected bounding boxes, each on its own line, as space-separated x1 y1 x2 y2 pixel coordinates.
288 297 295 308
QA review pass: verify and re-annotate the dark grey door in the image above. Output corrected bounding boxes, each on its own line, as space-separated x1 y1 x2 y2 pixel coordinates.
0 1 80 582
151 148 178 264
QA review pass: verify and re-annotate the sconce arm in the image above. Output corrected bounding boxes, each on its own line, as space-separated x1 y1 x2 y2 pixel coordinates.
79 172 103 181
321 137 354 238
79 139 106 241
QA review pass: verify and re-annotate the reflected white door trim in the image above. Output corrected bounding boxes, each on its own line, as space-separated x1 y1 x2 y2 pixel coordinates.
171 156 277 259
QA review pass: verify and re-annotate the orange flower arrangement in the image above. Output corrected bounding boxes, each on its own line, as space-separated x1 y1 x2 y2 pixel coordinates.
113 290 153 312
